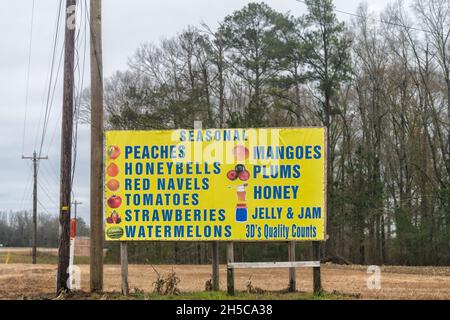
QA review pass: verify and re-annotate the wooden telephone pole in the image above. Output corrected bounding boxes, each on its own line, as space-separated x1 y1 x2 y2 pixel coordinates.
90 0 104 292
56 0 76 294
72 200 82 220
22 151 48 264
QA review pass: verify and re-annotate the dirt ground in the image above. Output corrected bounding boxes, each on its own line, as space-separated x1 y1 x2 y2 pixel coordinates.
0 263 449 300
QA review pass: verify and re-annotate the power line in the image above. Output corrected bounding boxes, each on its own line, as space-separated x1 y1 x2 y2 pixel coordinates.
37 180 59 209
33 2 62 152
38 1 88 196
41 161 59 185
37 198 53 216
33 1 64 159
45 108 62 156
37 1 64 159
19 163 34 212
45 0 88 162
294 0 434 35
22 0 36 157
72 0 89 191
47 157 61 183
38 44 65 160
38 165 59 196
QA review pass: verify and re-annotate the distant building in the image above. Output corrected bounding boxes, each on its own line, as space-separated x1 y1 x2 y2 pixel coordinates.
74 237 90 257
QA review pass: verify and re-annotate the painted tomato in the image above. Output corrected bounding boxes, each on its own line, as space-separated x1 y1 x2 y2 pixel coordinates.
227 170 238 181
106 179 120 192
107 145 121 160
107 195 122 209
239 170 250 181
232 145 249 161
107 163 119 177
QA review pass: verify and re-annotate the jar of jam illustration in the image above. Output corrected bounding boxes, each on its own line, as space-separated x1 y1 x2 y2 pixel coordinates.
236 204 248 223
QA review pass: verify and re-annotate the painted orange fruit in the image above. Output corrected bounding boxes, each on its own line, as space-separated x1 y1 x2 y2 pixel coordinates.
107 145 121 160
107 163 119 177
106 179 120 191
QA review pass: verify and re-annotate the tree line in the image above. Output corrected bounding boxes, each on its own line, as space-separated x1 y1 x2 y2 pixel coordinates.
0 211 89 248
79 0 450 266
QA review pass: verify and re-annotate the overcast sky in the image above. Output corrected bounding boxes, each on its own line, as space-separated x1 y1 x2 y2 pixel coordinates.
0 0 405 224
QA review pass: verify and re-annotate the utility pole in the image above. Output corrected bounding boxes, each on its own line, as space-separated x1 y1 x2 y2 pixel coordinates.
72 200 82 220
90 0 104 292
56 0 76 294
22 151 48 265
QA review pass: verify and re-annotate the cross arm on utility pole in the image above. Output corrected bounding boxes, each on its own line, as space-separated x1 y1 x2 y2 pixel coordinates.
22 154 48 161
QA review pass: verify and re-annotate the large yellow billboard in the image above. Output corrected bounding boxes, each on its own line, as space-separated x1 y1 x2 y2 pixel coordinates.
104 128 326 241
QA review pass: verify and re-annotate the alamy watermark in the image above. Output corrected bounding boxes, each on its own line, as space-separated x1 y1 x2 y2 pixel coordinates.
66 5 77 31
67 265 81 290
367 265 381 290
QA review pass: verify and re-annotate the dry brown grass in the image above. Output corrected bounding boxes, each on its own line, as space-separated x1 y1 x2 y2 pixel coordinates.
0 263 449 300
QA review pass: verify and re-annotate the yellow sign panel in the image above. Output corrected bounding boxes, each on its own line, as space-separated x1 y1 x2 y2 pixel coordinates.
104 128 326 241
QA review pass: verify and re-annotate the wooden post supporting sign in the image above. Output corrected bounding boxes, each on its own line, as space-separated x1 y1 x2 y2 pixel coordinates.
226 242 234 296
312 241 322 294
212 242 220 291
288 241 296 292
120 242 129 295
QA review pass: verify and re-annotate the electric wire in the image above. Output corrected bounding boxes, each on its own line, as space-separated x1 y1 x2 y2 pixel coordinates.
37 1 64 160
72 0 88 193
19 163 34 212
33 1 63 153
22 0 36 157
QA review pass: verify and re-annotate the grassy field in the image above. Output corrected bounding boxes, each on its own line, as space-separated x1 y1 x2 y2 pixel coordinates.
0 252 90 265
